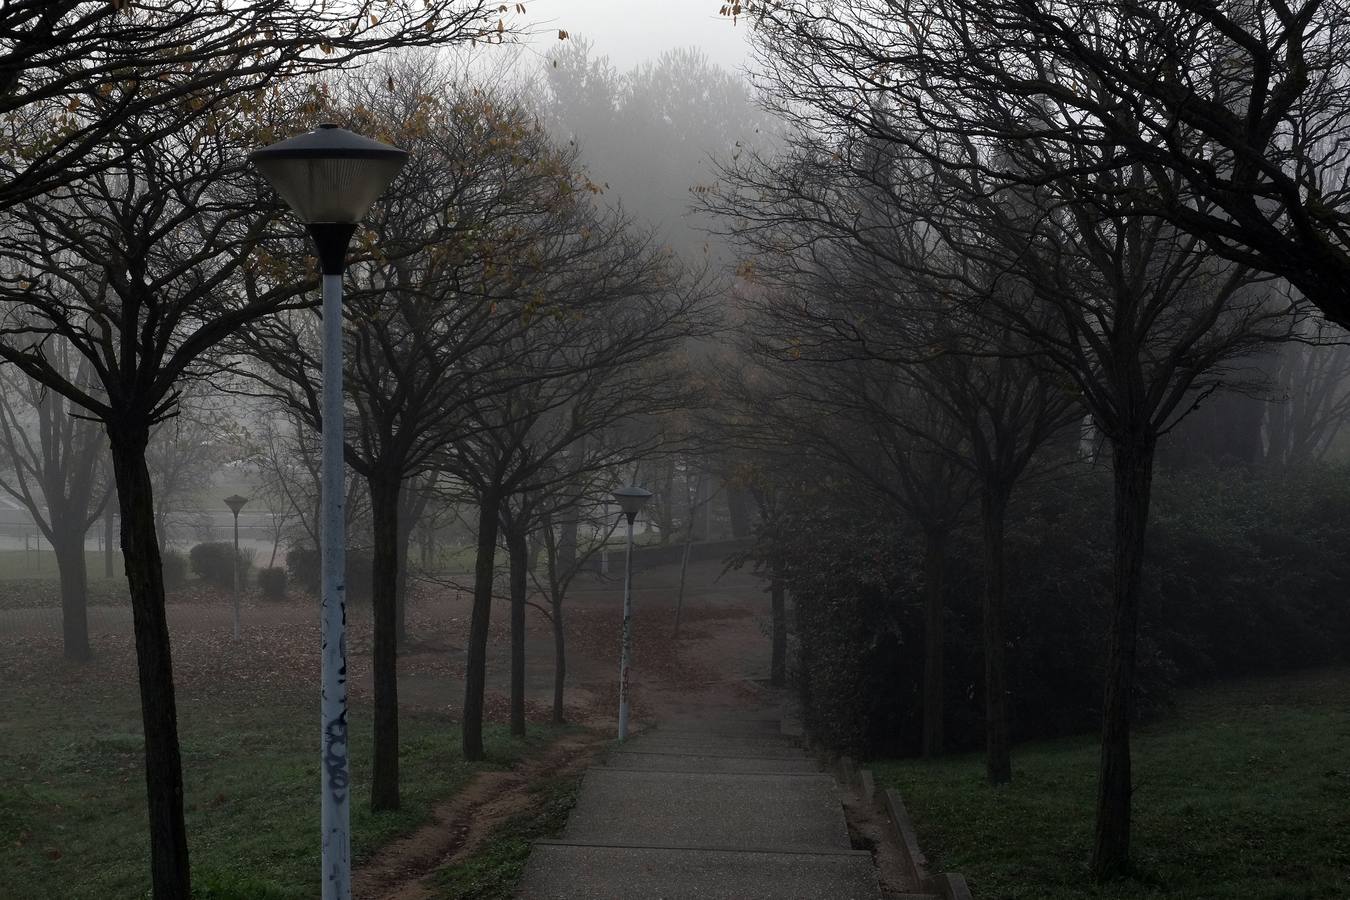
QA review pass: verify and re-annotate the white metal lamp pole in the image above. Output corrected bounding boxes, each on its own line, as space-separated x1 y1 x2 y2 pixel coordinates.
224 494 248 639
613 486 652 741
250 124 407 900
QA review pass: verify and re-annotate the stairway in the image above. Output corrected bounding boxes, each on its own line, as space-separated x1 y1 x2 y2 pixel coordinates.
516 713 882 899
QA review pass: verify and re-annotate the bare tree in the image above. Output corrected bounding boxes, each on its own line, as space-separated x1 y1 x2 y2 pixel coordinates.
532 494 621 723
713 11 1309 874
0 2 497 210
448 216 712 757
493 323 704 739
737 0 1350 327
0 6 492 892
1262 330 1350 466
0 339 109 660
709 127 1079 773
244 64 597 805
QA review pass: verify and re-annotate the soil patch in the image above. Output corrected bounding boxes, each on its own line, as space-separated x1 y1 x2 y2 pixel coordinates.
354 728 608 900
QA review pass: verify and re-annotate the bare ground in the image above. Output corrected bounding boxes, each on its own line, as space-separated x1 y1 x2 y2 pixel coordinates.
355 728 610 900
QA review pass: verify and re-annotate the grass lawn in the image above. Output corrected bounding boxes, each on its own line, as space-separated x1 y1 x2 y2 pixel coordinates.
0 681 551 899
0 548 124 583
875 669 1350 900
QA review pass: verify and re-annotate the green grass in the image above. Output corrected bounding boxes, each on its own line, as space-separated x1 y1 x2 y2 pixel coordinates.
0 548 124 582
1 682 553 899
429 774 583 900
874 669 1350 899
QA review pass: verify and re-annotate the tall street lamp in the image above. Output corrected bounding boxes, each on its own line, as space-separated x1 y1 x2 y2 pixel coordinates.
224 494 249 639
613 485 652 741
250 123 407 900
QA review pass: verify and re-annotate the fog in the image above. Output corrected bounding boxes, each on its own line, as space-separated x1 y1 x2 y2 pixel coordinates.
520 0 751 71
3 4 1349 899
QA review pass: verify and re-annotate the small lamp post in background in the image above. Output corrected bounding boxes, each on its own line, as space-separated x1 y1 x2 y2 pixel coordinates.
250 123 407 900
224 494 249 639
613 485 652 741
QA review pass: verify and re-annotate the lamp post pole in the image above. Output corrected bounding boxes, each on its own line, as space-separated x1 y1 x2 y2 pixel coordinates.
250 123 407 900
224 495 249 639
317 231 352 896
613 486 651 741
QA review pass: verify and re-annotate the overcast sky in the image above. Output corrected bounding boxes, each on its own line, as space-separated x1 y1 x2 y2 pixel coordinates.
518 0 753 73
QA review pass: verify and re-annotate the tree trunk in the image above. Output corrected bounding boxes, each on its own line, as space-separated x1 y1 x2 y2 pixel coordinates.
551 587 567 725
52 530 91 662
1091 437 1155 880
727 485 754 539
557 505 577 577
506 522 529 737
104 498 115 578
110 428 190 900
368 473 401 811
394 486 416 649
462 489 500 761
769 574 787 687
659 458 675 542
921 528 946 758
420 521 433 570
981 491 1012 785
673 522 694 639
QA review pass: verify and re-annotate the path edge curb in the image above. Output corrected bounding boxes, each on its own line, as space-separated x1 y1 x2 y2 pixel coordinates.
881 785 973 900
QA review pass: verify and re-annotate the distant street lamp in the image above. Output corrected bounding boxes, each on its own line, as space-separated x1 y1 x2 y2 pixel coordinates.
250 123 407 900
224 494 249 639
613 485 652 741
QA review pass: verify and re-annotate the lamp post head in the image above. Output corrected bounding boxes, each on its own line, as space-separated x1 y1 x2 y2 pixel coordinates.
224 494 249 517
249 123 408 225
612 486 652 523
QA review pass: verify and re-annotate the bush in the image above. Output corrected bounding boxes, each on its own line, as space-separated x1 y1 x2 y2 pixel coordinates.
189 542 251 588
287 546 319 595
257 567 287 602
776 462 1350 758
286 545 372 601
161 551 188 590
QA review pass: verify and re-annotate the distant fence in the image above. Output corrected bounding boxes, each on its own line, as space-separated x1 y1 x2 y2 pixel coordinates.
581 538 754 573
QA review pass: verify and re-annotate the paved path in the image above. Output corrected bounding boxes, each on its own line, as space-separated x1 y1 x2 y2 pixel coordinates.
516 710 883 899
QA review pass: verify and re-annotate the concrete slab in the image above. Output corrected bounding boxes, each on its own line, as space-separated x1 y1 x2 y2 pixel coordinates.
651 717 784 737
623 733 808 758
562 770 852 851
516 843 881 899
602 751 820 774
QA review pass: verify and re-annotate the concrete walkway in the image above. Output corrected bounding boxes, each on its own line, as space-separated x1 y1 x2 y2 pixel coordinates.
516 711 882 899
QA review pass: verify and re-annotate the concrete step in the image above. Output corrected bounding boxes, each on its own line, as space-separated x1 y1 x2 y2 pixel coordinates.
516 842 882 899
648 720 785 738
602 750 820 774
562 770 853 851
623 733 808 759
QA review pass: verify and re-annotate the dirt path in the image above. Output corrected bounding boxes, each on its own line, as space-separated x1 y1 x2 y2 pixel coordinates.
354 729 610 900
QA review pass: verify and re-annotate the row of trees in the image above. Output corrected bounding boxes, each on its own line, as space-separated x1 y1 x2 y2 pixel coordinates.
0 5 719 898
714 0 1350 882
239 60 714 802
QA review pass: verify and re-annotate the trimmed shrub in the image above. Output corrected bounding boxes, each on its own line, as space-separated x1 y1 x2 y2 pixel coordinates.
189 541 250 588
774 462 1350 759
287 546 320 595
257 567 287 602
286 545 372 601
161 551 188 590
